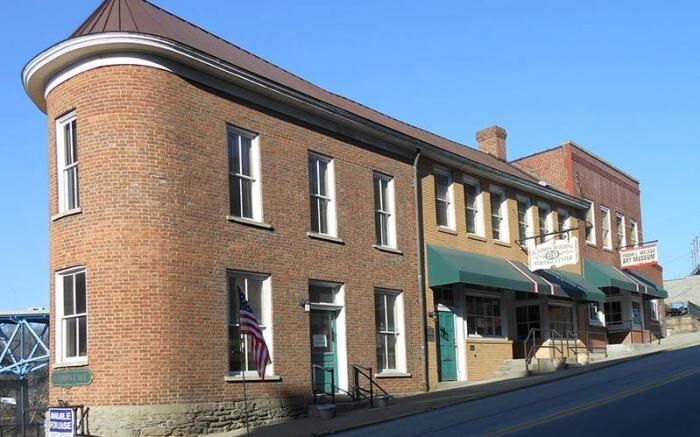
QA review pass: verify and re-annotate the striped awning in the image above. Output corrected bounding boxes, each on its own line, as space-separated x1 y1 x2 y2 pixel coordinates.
622 270 668 299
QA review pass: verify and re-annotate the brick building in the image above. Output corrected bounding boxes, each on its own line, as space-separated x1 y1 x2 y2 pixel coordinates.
418 127 605 385
22 0 665 434
513 141 667 345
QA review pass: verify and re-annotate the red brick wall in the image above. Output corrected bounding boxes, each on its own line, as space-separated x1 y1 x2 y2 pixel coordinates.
46 65 423 407
511 147 569 191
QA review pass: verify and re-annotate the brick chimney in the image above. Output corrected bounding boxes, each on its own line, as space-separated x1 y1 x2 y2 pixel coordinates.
476 126 507 161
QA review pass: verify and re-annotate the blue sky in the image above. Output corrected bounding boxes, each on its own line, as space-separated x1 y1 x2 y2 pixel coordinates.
3 1 699 309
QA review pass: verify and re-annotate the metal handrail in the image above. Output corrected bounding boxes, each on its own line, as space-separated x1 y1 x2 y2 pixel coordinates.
351 364 392 408
565 330 609 357
522 328 565 365
311 364 335 405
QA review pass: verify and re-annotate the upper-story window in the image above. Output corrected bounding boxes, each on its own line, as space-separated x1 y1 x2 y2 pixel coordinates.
585 200 596 245
228 126 262 222
435 169 455 229
538 201 552 243
516 195 532 242
463 176 483 236
601 206 612 249
630 220 639 247
308 153 337 236
489 185 508 242
616 213 626 249
55 267 87 365
56 112 79 213
557 208 570 240
373 172 396 248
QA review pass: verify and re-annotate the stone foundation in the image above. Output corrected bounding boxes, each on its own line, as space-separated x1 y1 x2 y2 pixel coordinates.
84 399 306 437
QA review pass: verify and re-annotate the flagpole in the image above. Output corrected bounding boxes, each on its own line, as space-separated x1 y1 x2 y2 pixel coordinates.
241 333 251 437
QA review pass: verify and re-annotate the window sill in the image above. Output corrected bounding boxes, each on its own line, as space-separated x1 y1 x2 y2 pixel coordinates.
603 247 614 253
466 336 511 344
307 232 345 245
494 240 511 248
467 233 487 242
51 208 82 222
226 215 273 230
225 375 282 383
588 320 605 327
437 226 457 235
586 241 597 248
373 245 403 255
53 360 88 369
375 371 412 379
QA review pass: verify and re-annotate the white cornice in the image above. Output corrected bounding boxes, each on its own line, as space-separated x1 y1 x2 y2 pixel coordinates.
23 32 589 210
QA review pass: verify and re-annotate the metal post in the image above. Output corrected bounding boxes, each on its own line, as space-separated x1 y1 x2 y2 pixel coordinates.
15 378 28 436
240 335 250 437
330 368 335 405
369 368 374 408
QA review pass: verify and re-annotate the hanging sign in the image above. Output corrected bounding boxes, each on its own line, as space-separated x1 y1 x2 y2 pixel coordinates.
48 407 76 437
620 243 658 268
528 237 579 271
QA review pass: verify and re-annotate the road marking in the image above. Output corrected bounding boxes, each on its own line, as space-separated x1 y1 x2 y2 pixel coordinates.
488 367 700 436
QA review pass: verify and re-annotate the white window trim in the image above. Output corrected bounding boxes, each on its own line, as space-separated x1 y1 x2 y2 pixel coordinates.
650 299 659 321
601 206 613 250
374 172 397 249
54 266 88 367
434 167 455 230
463 175 484 237
538 201 553 242
630 219 639 247
616 213 627 249
557 208 571 240
489 185 509 243
588 302 605 327
227 126 264 223
585 199 597 246
375 289 407 374
56 111 79 214
228 271 274 378
309 152 338 237
516 194 533 242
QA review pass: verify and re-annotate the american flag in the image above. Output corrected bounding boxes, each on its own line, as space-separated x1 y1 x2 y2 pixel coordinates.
238 286 271 379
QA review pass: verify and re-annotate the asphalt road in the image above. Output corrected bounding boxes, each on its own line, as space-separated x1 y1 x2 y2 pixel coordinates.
337 345 700 437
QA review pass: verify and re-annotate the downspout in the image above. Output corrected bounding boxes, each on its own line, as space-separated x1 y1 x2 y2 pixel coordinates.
413 150 429 392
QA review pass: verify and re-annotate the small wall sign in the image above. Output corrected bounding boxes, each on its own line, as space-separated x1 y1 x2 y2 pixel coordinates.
52 368 94 387
48 407 75 437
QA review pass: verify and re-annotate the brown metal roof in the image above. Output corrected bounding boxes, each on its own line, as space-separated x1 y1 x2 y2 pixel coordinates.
72 0 538 182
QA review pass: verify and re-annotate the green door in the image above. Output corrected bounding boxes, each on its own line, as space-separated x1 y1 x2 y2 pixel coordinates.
310 310 338 393
437 311 457 381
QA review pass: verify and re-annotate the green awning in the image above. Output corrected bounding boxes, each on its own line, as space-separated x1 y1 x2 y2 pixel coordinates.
536 269 607 303
583 259 638 292
624 270 669 299
426 245 555 294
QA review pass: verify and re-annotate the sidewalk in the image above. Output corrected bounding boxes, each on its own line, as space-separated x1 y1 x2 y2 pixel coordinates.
223 331 700 437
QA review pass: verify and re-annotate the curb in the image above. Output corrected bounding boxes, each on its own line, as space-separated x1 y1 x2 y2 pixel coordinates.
311 339 700 436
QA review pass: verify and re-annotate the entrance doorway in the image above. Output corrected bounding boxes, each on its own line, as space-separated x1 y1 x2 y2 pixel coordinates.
310 310 338 393
437 310 457 381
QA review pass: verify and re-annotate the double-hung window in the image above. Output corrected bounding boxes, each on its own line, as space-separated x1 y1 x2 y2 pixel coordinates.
616 213 626 249
463 176 482 236
558 208 570 240
630 220 639 247
490 186 507 242
228 127 262 221
632 301 642 327
585 200 596 245
548 304 574 335
434 169 454 229
601 207 612 249
56 112 79 213
374 173 396 248
308 153 336 236
650 300 659 321
375 289 405 373
55 267 87 364
538 202 552 243
516 195 532 242
227 271 272 377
